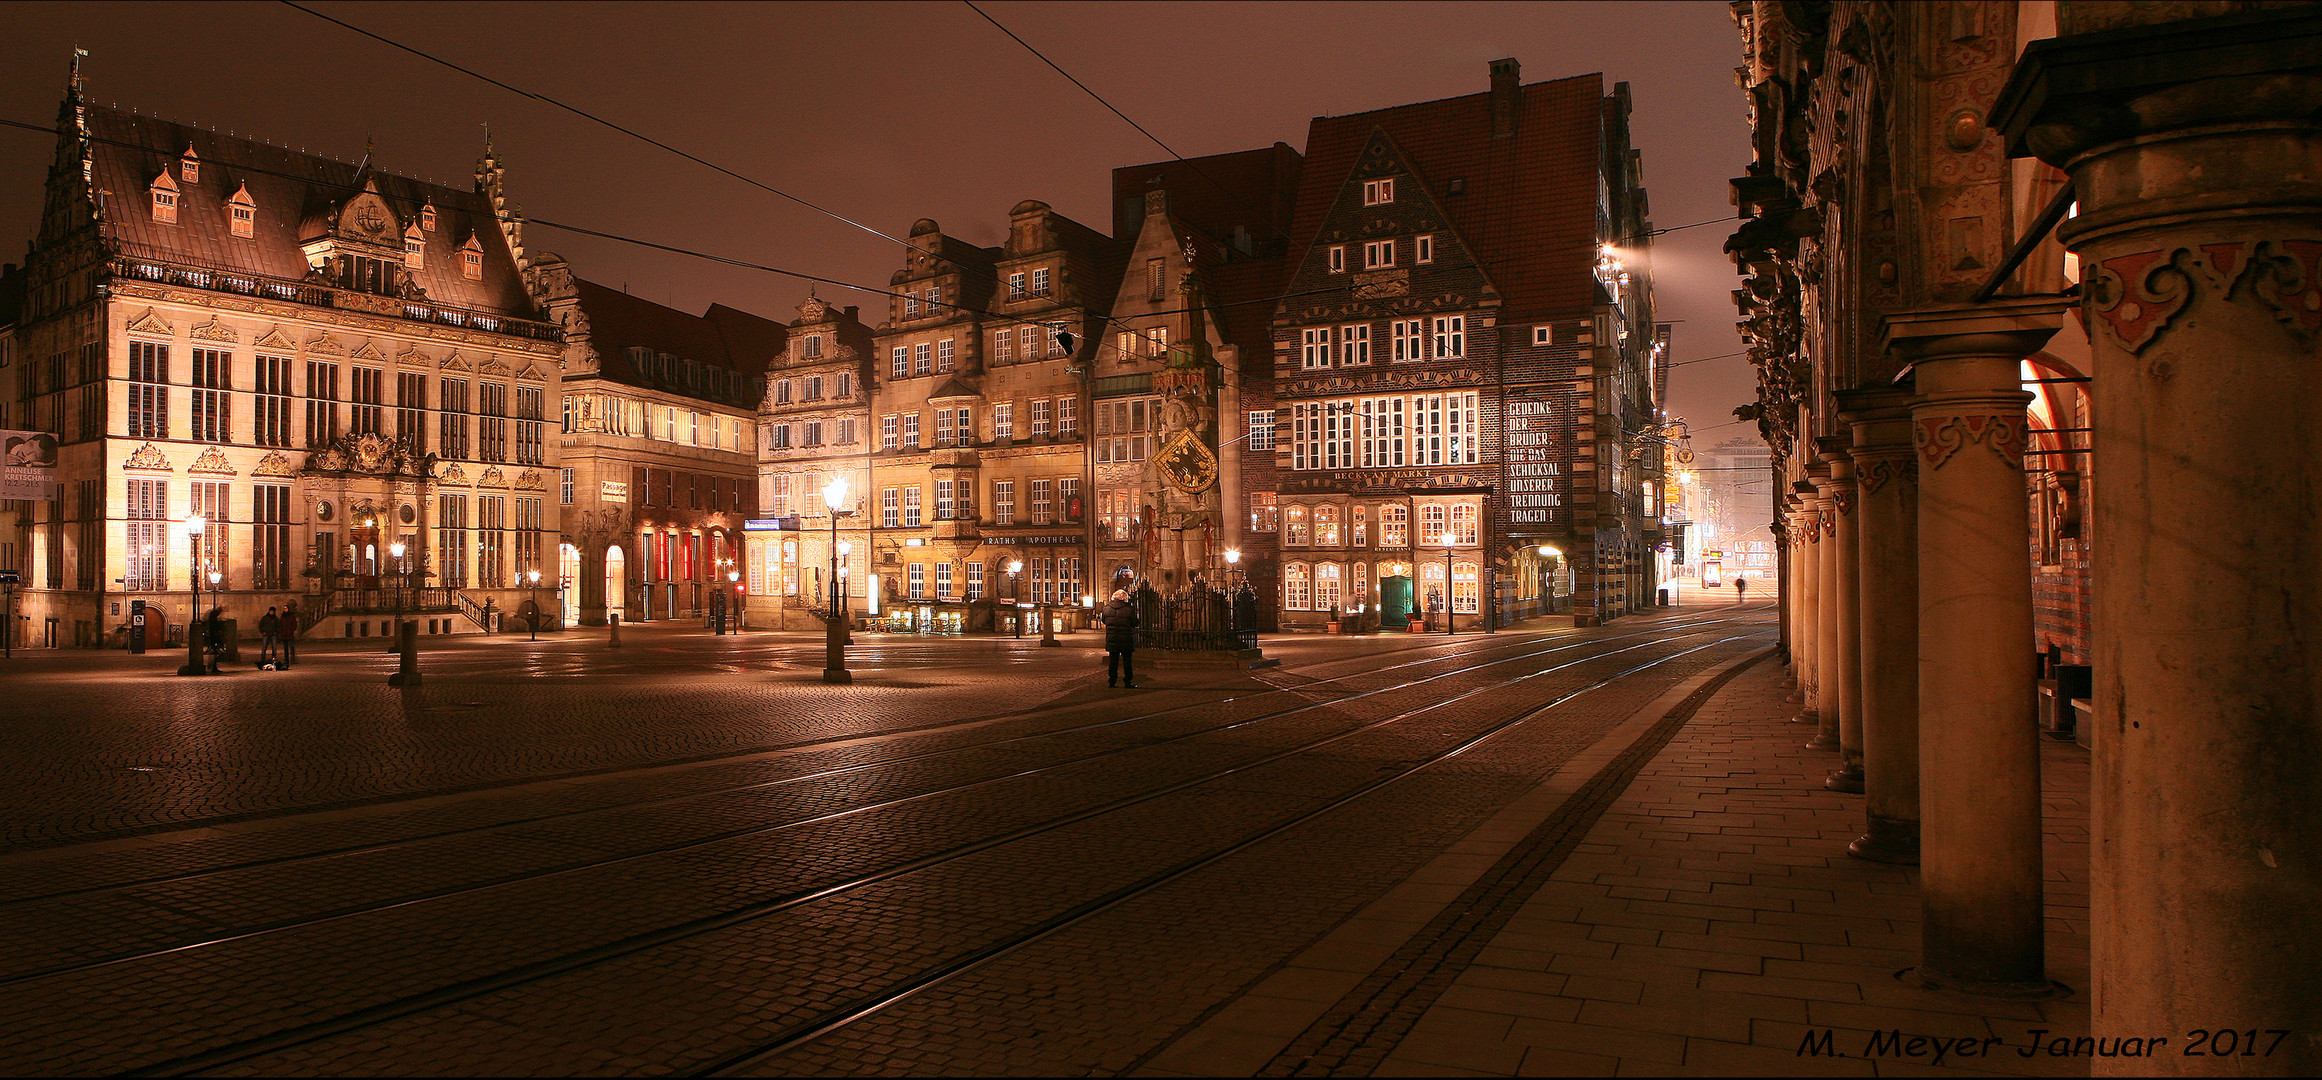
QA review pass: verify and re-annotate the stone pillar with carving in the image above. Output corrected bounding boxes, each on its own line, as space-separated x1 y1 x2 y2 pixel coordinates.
1837 386 1920 864
1785 500 1818 718
1885 298 2064 995
1996 7 2322 1065
1818 435 1863 784
1797 462 1832 730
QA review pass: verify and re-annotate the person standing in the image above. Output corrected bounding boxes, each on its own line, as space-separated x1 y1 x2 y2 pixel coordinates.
257 606 282 666
1102 589 1139 688
280 604 300 667
1734 576 1749 603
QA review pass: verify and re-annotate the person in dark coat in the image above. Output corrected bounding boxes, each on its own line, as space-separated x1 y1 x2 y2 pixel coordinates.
1101 589 1139 688
280 604 300 666
257 607 282 666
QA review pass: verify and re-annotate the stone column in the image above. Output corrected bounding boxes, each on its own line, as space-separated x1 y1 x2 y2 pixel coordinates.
1997 8 2322 1066
1884 298 2065 994
578 545 608 627
1836 387 1920 864
1807 486 1841 749
1790 485 1825 726
1779 496 1802 692
1818 436 1863 784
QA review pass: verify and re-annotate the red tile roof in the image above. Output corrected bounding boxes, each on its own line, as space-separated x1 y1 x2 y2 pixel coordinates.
1289 73 1606 320
79 105 536 317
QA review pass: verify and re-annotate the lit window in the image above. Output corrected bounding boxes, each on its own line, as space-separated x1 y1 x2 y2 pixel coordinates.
404 226 425 269
150 173 179 224
227 183 256 238
1247 410 1275 452
1284 563 1311 610
1363 178 1395 205
420 203 437 232
461 236 484 280
179 151 200 184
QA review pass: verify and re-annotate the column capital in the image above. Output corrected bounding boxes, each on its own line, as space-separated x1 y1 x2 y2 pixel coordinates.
1879 299 2070 368
1991 7 2322 168
1835 386 1918 462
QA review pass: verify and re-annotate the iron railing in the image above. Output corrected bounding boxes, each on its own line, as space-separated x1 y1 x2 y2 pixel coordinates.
110 258 562 342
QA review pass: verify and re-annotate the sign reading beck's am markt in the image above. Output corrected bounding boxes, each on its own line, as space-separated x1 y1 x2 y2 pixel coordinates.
1 430 60 501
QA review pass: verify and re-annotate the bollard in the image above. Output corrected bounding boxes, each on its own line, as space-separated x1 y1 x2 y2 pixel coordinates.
608 612 622 648
387 620 422 686
1039 605 1060 647
822 613 852 683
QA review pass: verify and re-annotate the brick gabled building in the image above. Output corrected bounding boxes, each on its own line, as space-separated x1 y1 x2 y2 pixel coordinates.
1269 60 1663 630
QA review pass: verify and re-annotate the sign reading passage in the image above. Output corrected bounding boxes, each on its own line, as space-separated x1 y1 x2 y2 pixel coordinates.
600 480 629 503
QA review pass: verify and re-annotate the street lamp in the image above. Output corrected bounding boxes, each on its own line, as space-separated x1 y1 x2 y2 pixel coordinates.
1441 532 1458 635
179 513 207 676
389 541 407 643
823 476 852 683
527 569 542 640
1008 559 1024 638
727 566 741 634
1223 548 1242 631
1537 544 1563 614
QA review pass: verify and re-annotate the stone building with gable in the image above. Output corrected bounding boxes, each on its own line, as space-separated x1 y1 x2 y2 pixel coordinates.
746 293 873 631
4 64 562 646
1268 60 1664 631
534 258 783 627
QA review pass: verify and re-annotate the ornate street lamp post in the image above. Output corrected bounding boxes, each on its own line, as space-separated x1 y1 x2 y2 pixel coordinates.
1223 548 1242 632
1441 532 1458 635
822 477 852 683
527 569 542 641
1008 559 1024 638
388 540 407 644
179 513 208 676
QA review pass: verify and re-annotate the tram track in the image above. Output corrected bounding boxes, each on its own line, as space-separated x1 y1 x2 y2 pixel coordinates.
84 618 1773 1078
0 610 1764 992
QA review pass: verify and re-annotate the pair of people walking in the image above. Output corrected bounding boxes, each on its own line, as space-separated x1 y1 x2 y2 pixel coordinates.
255 605 299 667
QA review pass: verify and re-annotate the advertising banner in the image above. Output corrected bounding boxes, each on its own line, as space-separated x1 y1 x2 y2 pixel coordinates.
1 430 59 501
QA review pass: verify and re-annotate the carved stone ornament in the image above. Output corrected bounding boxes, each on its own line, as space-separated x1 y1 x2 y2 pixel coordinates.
396 345 431 368
2252 239 2322 339
1833 489 1857 517
1916 414 2025 469
253 326 297 352
1352 269 1410 300
305 334 346 357
479 466 506 488
515 469 547 491
353 339 388 362
126 308 173 337
1822 510 1837 538
478 357 512 377
440 351 473 372
253 451 298 477
439 464 470 486
123 442 172 471
189 446 236 476
798 295 830 323
1855 456 1916 495
188 316 238 344
515 363 548 383
302 432 436 479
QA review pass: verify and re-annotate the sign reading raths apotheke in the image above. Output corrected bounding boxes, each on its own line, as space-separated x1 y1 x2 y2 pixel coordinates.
985 534 1082 546
1 429 60 501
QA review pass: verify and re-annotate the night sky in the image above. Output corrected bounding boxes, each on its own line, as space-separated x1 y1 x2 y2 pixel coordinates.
0 0 1755 437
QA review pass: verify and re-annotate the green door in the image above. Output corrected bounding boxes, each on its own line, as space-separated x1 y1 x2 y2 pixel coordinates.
1381 575 1414 628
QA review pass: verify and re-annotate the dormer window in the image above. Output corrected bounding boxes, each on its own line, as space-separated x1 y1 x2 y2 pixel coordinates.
404 224 425 270
460 234 484 280
149 171 179 224
179 148 199 185
227 183 255 238
419 202 437 232
1364 179 1395 205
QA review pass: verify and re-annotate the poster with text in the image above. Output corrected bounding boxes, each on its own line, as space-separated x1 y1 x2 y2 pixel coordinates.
1 430 59 501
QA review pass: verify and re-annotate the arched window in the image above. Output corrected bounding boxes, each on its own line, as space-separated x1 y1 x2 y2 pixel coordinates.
1421 561 1446 612
1314 505 1342 547
1284 562 1311 610
1451 505 1478 545
1285 505 1311 546
1351 562 1369 611
1453 562 1480 613
1315 562 1342 611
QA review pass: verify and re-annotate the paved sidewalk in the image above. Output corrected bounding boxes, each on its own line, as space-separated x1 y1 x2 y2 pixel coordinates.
1372 657 2094 1077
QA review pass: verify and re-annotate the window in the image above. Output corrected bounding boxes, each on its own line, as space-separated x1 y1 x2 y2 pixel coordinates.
837 418 857 445
1361 396 1406 467
1327 246 1345 274
1284 563 1311 610
151 181 178 224
1099 489 1128 541
1008 272 1027 301
1148 258 1167 300
253 483 291 589
1315 563 1343 612
437 494 467 587
126 478 168 590
775 380 793 405
1391 319 1424 362
1420 504 1448 546
229 187 255 238
936 561 954 598
952 406 973 443
189 481 229 585
993 480 1015 525
420 203 437 232
1363 178 1395 205
438 377 469 459
350 367 383 435
902 413 920 448
1315 506 1342 547
190 348 231 444
1431 315 1465 359
936 409 956 447
881 415 898 451
936 479 956 519
881 487 899 528
802 334 822 359
1363 240 1394 269
1031 479 1052 525
1452 504 1479 545
1060 477 1078 521
256 355 292 448
404 229 425 270
478 382 508 462
1341 324 1371 366
1380 505 1407 548
1416 235 1434 264
1250 492 1277 533
1301 328 1332 370
767 424 791 449
1533 326 1554 345
891 346 909 379
1285 506 1309 546
1453 562 1479 613
1352 506 1368 547
305 360 339 447
1031 399 1050 436
994 328 1013 363
129 341 169 439
461 237 484 280
937 339 956 372
515 496 544 584
903 486 922 527
908 563 925 599
767 474 791 517
967 561 984 599
913 342 932 376
994 402 1014 439
478 495 505 587
559 468 575 505
396 372 426 449
837 372 852 398
1031 267 1050 296
803 421 823 446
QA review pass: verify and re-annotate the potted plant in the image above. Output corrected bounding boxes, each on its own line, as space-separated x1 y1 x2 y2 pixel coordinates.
1327 605 1342 634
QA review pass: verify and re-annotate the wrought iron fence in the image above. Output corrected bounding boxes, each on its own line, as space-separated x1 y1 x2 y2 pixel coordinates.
1134 584 1258 651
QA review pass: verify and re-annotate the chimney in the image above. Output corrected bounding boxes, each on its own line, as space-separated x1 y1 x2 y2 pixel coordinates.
1490 57 1521 139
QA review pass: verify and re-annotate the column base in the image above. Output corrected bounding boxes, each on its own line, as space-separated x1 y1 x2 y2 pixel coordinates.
1848 817 1920 864
822 668 853 684
1897 967 2071 1001
1791 707 1820 725
1825 764 1865 793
